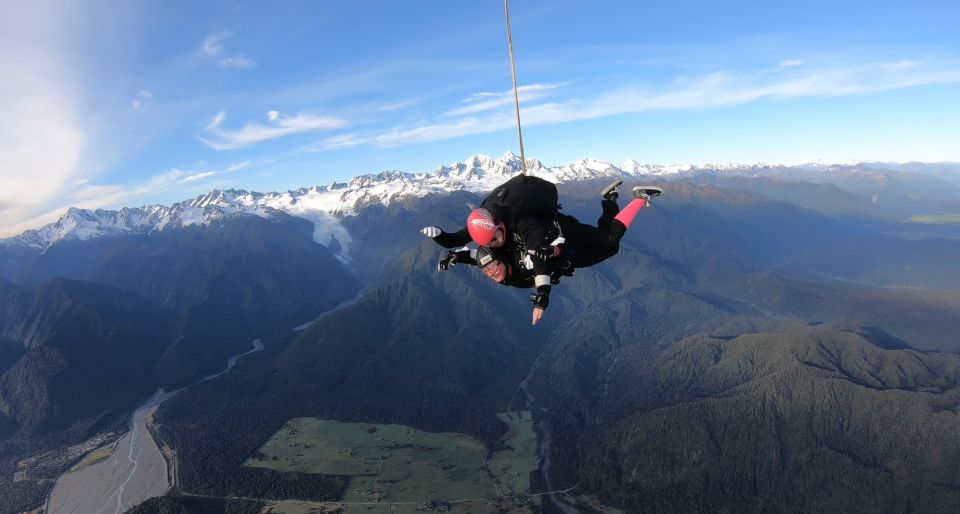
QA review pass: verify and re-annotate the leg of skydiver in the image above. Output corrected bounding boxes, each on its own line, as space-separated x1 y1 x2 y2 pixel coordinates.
608 186 661 241
612 198 647 231
556 214 619 268
598 199 619 229
558 185 661 268
598 179 622 229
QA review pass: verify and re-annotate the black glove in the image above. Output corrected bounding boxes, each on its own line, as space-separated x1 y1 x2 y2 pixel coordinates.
532 244 561 261
529 286 550 309
437 252 457 271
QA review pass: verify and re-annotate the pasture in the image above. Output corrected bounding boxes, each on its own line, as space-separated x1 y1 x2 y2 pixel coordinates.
247 411 538 508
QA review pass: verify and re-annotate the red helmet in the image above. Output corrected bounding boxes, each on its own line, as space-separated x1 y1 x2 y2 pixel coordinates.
466 208 503 246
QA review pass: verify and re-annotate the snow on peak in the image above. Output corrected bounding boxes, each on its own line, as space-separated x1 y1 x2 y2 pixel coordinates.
432 152 546 181
1 153 796 255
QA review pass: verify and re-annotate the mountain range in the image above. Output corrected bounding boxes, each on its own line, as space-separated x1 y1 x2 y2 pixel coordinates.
1 154 959 513
5 154 959 254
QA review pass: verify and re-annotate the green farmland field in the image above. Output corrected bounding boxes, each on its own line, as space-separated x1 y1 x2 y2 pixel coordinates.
909 214 960 224
246 412 538 507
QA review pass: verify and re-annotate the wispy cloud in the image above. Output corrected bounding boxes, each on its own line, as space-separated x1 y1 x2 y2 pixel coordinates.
314 134 364 150
370 98 422 112
69 182 128 203
442 83 568 117
779 59 805 67
182 161 249 182
201 111 347 149
52 161 253 218
313 58 960 150
132 89 152 109
202 30 257 69
220 54 256 69
203 31 230 56
3 172 173 238
182 171 217 182
1 206 76 239
0 2 86 237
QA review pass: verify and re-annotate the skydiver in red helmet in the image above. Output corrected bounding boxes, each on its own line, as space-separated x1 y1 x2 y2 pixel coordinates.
424 176 662 325
435 183 662 325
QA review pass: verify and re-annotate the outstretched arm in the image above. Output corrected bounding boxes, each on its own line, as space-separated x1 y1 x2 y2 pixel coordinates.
529 284 550 326
532 306 545 326
436 248 475 271
420 226 472 248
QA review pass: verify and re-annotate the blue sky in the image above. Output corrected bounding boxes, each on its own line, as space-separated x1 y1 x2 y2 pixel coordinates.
2 0 959 236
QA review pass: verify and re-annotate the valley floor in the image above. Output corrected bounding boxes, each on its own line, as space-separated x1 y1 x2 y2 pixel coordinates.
46 405 168 514
244 414 539 512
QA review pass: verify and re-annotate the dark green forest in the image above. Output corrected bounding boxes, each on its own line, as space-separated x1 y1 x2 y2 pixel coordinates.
2 169 960 513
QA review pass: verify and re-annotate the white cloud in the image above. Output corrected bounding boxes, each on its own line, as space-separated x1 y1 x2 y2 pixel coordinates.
220 54 256 69
147 168 189 188
182 171 217 182
202 30 255 69
33 161 255 224
315 58 960 150
203 32 229 56
131 90 153 110
1 206 74 239
67 168 188 209
442 83 568 117
379 116 503 146
310 133 364 150
182 161 249 182
69 183 127 202
201 111 347 149
317 114 514 150
371 98 421 112
0 0 86 237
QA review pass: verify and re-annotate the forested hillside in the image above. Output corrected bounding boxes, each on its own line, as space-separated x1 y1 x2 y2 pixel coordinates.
2 171 959 513
150 178 960 513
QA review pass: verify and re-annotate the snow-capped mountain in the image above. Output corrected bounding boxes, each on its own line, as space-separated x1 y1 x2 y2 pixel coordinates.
0 152 903 255
0 152 593 254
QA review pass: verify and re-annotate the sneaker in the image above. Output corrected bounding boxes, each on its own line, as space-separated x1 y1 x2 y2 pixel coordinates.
632 185 663 200
600 179 623 202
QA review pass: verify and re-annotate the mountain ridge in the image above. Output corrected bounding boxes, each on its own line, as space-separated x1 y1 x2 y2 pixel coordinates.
7 153 956 253
4 168 959 513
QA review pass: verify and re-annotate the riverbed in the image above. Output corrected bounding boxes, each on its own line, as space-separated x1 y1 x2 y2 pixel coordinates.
45 339 263 514
518 354 580 514
46 402 167 514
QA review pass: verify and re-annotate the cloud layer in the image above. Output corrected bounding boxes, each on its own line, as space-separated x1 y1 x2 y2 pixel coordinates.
0 2 86 237
2 0 958 241
311 58 960 150
202 30 257 69
201 111 347 150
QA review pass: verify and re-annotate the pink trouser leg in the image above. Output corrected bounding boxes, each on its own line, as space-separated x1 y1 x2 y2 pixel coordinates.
613 198 647 229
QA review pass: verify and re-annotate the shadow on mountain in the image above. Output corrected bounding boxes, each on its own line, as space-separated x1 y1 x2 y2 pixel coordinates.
0 215 359 512
3 174 960 513
568 324 960 513
153 180 960 512
0 279 172 441
154 242 546 499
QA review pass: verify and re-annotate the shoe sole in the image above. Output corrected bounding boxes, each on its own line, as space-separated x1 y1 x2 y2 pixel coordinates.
600 179 624 198
633 186 663 199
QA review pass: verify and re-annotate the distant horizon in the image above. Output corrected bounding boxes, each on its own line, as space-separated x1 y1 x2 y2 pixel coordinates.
3 1 958 237
3 153 958 239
